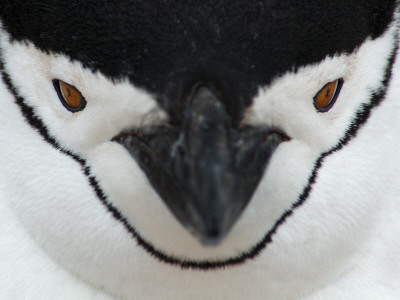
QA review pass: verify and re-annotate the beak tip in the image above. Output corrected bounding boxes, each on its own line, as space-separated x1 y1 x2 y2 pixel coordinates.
198 234 224 247
194 222 229 247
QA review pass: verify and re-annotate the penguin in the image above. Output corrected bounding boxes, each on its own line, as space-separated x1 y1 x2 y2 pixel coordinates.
1 1 400 299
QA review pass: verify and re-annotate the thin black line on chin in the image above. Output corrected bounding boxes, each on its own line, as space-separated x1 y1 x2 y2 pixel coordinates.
0 36 396 270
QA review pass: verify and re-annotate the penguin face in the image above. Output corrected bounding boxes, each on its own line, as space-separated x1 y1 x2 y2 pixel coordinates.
1 1 399 299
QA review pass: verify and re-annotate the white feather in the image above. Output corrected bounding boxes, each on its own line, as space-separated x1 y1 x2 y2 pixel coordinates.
1 17 400 300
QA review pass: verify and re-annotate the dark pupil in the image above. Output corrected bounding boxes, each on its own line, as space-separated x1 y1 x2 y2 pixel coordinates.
66 87 71 97
325 88 331 98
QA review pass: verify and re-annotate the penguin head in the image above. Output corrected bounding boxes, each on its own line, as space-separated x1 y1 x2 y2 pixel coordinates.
0 0 399 298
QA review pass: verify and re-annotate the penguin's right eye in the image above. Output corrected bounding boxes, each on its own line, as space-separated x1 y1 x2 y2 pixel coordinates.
53 79 87 112
313 78 343 112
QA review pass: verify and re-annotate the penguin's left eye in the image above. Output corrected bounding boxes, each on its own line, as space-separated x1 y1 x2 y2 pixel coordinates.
313 78 343 112
53 79 87 112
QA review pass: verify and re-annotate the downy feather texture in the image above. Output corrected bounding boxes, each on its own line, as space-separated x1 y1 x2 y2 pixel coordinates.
1 1 400 299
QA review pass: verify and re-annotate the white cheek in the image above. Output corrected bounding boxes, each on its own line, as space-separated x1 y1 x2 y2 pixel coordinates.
244 24 397 153
0 30 167 155
244 56 349 151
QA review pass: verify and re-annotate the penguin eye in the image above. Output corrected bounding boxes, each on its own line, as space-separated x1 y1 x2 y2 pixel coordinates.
313 78 343 112
53 79 87 112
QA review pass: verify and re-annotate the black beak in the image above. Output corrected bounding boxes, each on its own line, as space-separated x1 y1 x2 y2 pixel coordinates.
114 86 286 245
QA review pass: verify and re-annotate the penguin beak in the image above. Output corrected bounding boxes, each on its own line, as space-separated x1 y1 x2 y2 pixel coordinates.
114 87 287 246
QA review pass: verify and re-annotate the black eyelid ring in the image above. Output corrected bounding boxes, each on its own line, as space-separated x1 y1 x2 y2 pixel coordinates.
313 78 344 113
52 79 87 113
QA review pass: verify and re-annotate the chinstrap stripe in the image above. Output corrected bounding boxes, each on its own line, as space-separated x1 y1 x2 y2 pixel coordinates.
0 31 397 270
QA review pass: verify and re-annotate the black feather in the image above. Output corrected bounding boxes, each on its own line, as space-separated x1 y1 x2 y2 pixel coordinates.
0 0 396 122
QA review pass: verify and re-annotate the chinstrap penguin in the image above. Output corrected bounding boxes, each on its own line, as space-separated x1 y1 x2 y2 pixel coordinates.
1 1 400 299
